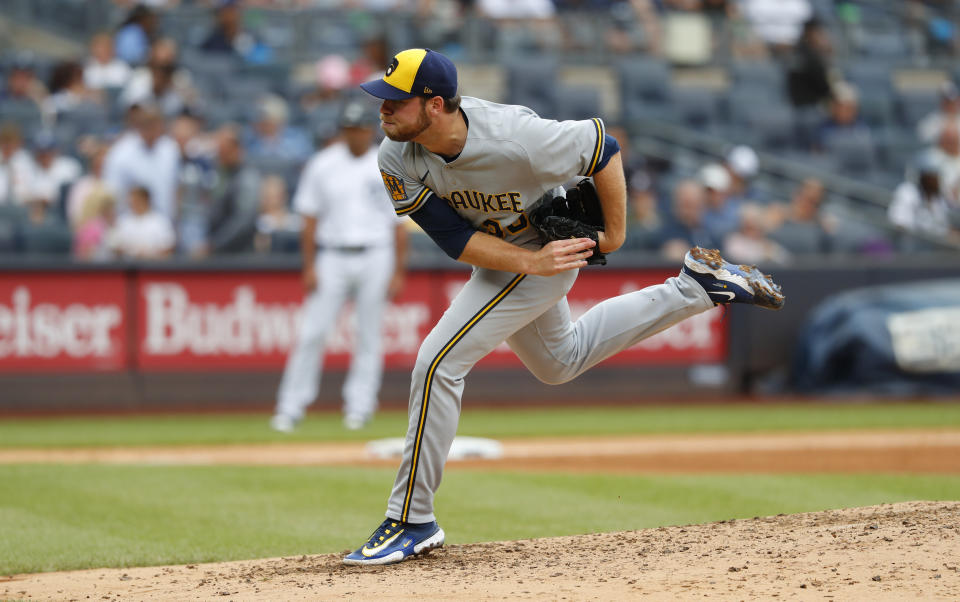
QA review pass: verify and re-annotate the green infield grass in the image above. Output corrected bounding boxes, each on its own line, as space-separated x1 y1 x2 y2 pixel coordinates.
2 402 960 448
3 464 960 575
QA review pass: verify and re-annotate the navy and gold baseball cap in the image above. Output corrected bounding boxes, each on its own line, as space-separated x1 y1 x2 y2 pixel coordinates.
360 48 457 100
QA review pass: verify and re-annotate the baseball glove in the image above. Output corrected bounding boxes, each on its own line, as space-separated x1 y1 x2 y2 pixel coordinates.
530 179 607 265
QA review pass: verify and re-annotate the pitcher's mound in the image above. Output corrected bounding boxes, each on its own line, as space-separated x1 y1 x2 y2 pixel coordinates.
5 501 959 600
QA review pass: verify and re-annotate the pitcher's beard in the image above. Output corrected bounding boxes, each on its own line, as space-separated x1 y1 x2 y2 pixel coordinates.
382 107 432 142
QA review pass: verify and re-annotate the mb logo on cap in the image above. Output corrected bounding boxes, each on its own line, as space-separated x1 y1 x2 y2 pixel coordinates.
360 48 458 101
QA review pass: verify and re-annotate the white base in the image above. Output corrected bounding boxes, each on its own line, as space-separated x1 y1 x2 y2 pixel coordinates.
366 437 503 460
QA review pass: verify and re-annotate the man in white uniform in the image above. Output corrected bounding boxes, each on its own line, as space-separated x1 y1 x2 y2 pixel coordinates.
271 99 408 432
343 48 784 565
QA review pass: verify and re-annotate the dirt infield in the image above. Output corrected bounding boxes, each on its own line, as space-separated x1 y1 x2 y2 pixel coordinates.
5 502 959 600
3 429 960 473
4 430 960 599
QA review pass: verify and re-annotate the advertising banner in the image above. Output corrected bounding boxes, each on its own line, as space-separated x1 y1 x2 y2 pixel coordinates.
136 271 436 371
0 272 129 372
0 268 726 373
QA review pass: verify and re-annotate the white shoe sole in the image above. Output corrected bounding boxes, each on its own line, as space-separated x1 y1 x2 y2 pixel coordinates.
269 415 296 433
342 528 445 566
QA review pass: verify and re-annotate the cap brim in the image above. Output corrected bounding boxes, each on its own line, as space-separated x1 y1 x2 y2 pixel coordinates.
360 79 416 100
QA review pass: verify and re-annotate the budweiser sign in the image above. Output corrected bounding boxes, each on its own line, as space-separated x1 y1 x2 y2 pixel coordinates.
0 268 727 373
136 273 433 370
0 273 128 371
143 283 302 356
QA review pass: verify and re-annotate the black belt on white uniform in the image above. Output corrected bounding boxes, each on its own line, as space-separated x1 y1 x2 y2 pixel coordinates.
320 244 374 254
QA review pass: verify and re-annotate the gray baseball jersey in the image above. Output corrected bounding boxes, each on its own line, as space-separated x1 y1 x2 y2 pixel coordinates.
378 96 605 248
375 97 713 525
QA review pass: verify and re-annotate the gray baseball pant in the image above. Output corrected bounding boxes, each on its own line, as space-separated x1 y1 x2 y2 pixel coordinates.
386 267 713 523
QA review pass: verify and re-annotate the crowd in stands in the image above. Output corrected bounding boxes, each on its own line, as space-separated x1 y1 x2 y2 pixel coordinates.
0 0 958 264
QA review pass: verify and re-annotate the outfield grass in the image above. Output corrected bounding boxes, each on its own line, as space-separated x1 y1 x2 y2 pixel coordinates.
2 402 960 448
3 463 960 575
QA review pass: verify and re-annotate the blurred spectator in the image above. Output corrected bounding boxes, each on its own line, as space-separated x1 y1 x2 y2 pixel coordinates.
113 0 180 6
625 170 662 250
84 32 132 90
169 112 213 161
889 152 956 239
699 162 741 241
610 125 662 249
205 125 261 254
817 81 873 151
929 123 960 204
254 174 300 253
299 55 350 113
478 0 561 51
44 61 102 122
605 0 661 56
348 36 390 87
26 131 83 213
739 0 812 54
724 144 765 204
246 94 312 163
114 186 175 259
918 81 960 145
120 39 193 117
103 104 180 219
908 0 959 59
200 0 271 64
769 178 833 254
723 203 789 264
659 179 720 260
73 189 117 261
114 4 159 66
0 123 36 206
67 142 111 228
786 18 833 109
0 53 47 109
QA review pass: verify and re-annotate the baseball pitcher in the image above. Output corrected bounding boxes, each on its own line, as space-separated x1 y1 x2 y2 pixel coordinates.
343 48 784 565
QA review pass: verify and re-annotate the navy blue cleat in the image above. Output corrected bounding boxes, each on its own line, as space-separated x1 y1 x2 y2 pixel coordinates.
342 518 445 566
682 247 785 310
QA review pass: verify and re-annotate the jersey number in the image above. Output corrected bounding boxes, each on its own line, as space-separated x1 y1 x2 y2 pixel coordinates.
482 213 529 238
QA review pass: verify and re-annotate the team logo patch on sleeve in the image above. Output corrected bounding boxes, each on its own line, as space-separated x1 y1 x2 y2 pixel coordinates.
381 171 408 201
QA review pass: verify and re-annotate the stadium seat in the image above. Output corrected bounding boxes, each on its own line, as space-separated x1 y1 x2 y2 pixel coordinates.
506 56 559 119
669 87 719 130
844 62 893 95
180 52 242 100
555 85 601 121
616 57 671 123
0 99 43 132
724 86 789 127
824 134 876 176
21 220 72 255
745 105 796 150
729 60 783 90
304 12 358 54
56 102 111 136
896 89 940 128
857 94 896 130
269 229 300 254
770 221 830 255
857 31 909 59
0 205 24 253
